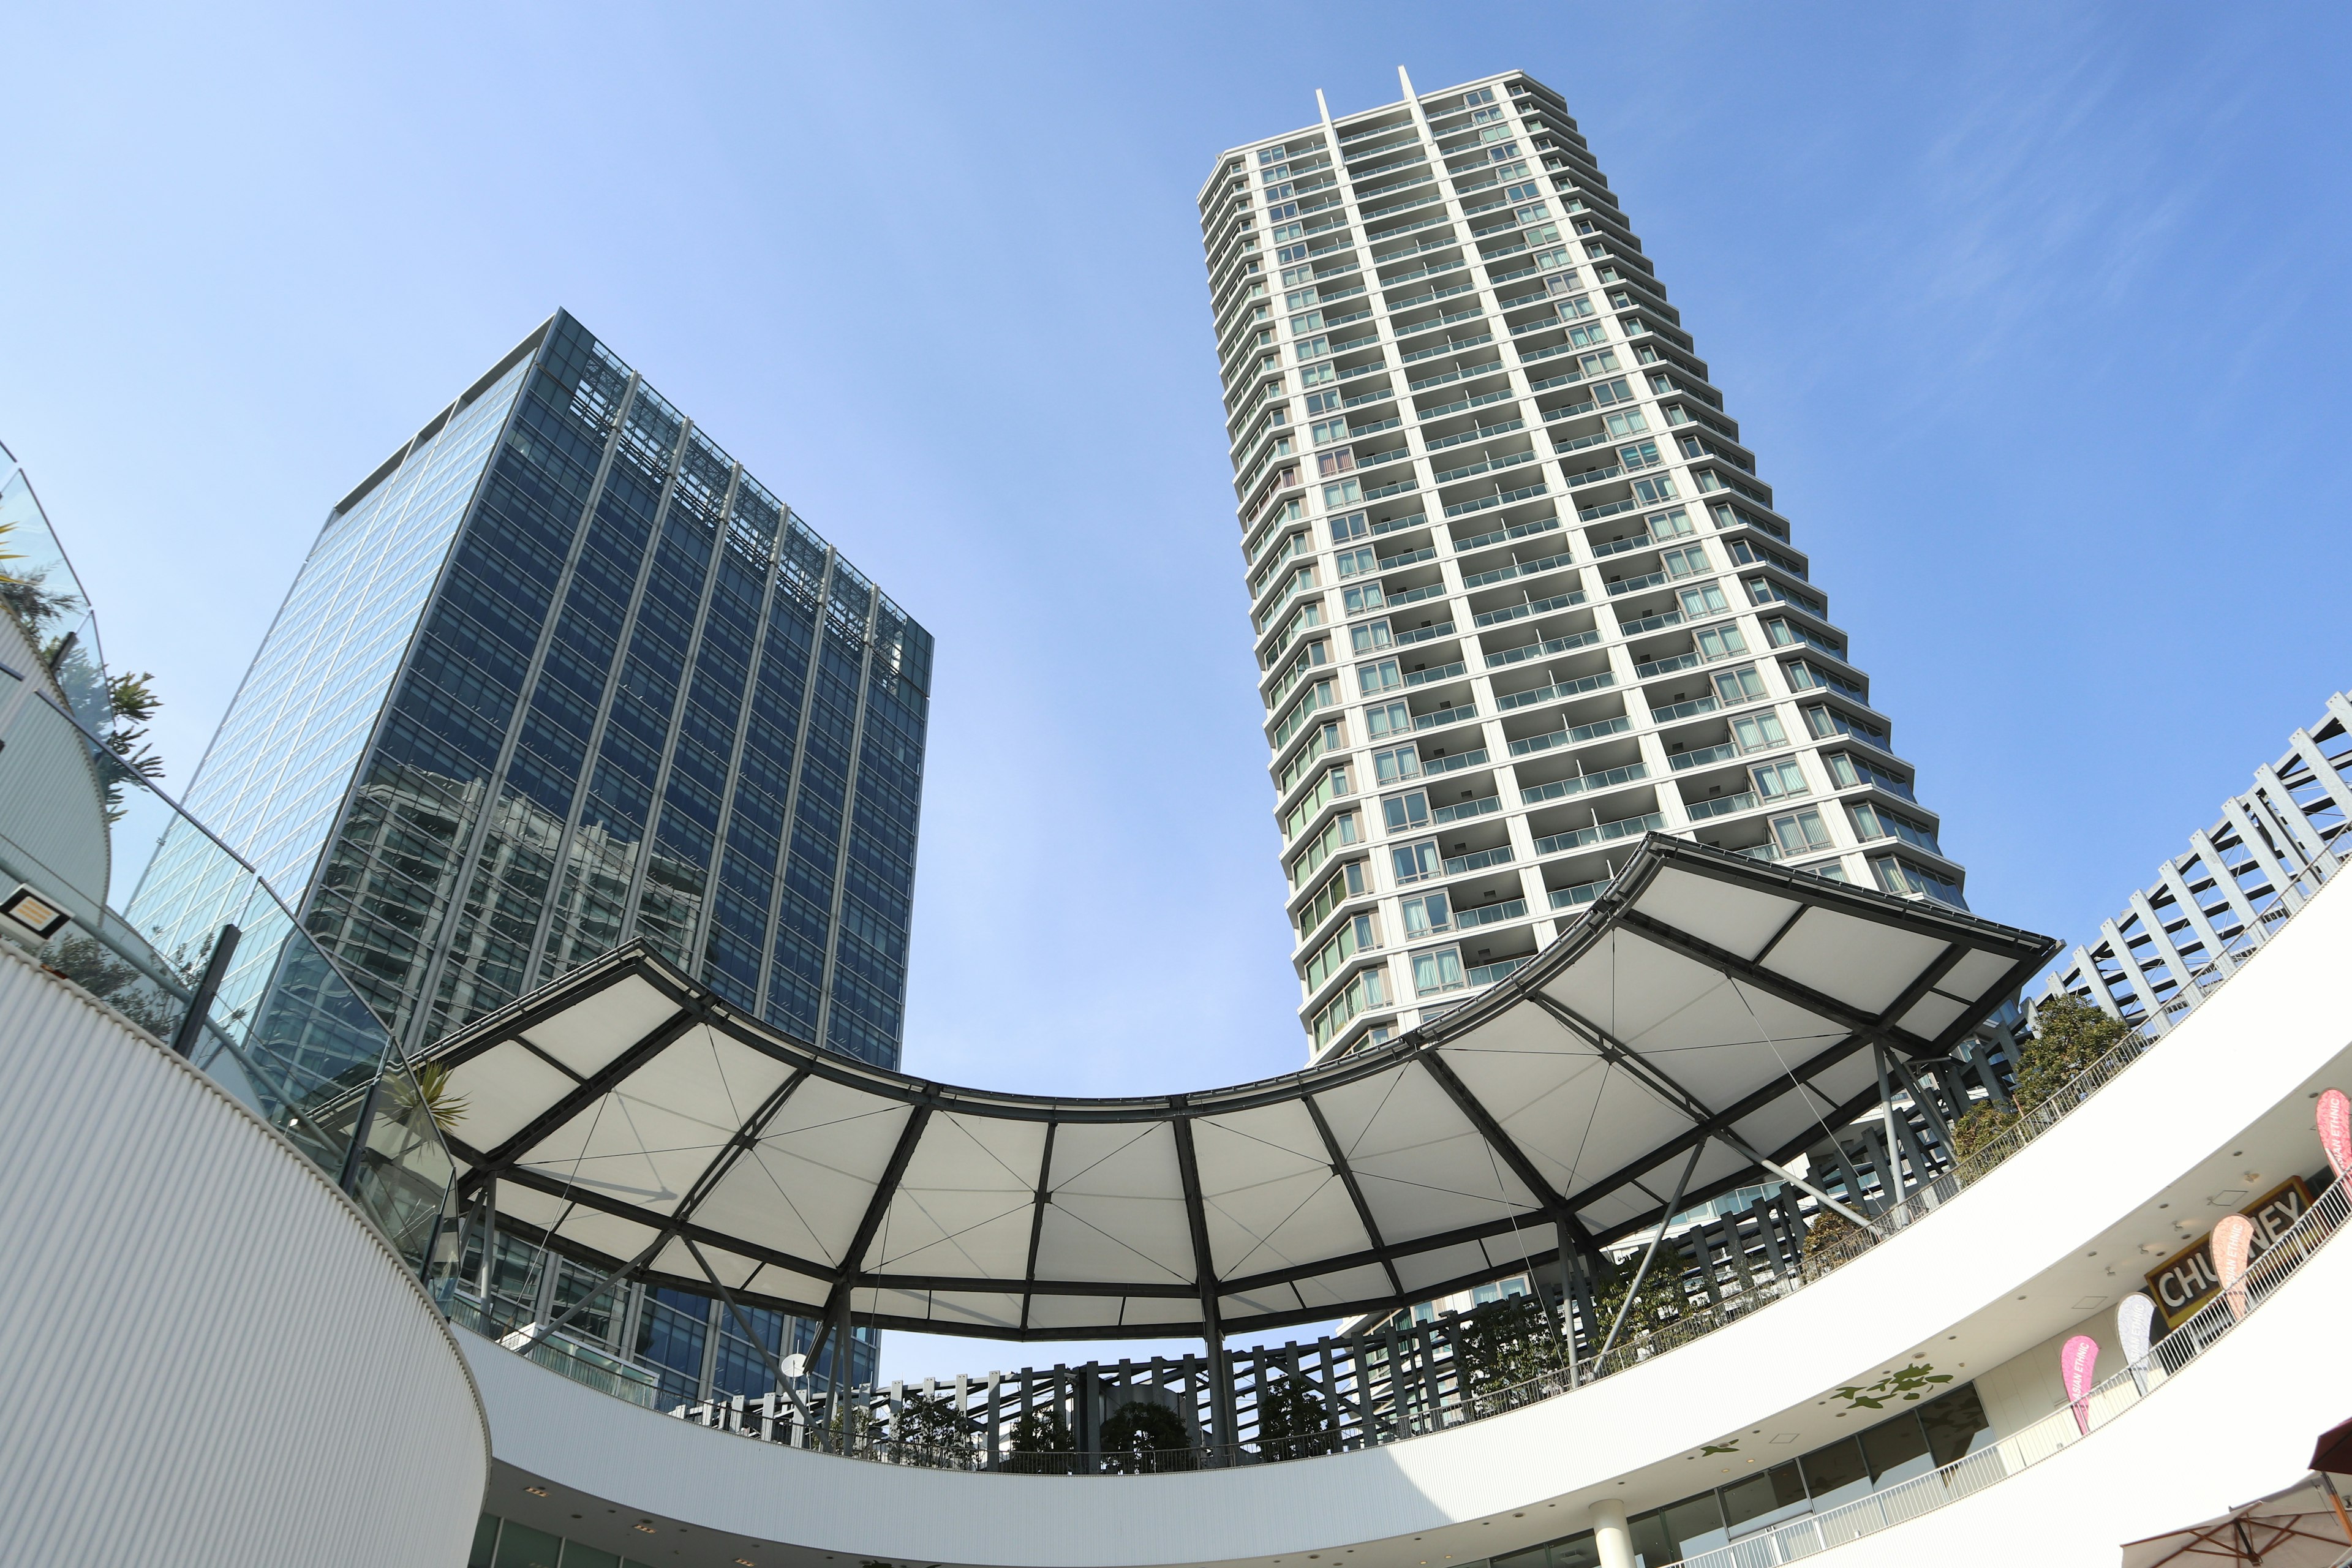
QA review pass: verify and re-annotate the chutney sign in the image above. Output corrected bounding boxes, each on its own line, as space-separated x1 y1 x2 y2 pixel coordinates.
2143 1176 2313 1330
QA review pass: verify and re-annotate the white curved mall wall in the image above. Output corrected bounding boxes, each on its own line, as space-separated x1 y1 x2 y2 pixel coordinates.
472 869 2352 1568
1834 1229 2352 1564
0 944 489 1567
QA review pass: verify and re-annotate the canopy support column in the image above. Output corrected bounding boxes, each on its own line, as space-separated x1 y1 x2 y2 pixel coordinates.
474 1174 497 1301
685 1237 813 1429
1172 1113 1238 1463
1594 1139 1705 1367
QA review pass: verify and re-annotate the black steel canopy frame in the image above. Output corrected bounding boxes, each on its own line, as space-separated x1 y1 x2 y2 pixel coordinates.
428 836 2056 1346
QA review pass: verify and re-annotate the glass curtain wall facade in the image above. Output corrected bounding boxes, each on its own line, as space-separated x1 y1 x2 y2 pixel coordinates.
131 311 930 1068
1200 71 1962 1057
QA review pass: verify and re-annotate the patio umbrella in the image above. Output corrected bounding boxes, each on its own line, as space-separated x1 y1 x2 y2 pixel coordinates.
2310 1415 2352 1477
2120 1476 2352 1566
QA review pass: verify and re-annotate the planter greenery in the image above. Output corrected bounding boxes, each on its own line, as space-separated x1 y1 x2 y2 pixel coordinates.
1101 1399 1193 1472
1589 1251 1694 1344
1948 1101 2018 1165
1005 1407 1076 1474
1449 1294 1568 1392
2011 997 2135 1114
1255 1374 1335 1459
890 1392 973 1468
392 1061 470 1132
1799 1211 1872 1280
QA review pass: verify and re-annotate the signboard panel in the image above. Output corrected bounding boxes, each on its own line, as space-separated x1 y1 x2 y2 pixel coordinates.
2143 1175 2313 1330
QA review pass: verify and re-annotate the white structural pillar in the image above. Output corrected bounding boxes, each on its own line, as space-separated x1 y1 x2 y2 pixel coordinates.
1589 1498 1636 1568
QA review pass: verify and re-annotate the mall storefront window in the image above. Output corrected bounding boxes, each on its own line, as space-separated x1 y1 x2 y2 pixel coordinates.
1487 1384 1994 1567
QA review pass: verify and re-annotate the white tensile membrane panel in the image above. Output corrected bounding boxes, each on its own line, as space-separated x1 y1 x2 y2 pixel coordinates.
430 835 2054 1341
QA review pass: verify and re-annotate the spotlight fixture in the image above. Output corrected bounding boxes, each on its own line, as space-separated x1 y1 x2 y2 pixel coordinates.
523 1486 549 1498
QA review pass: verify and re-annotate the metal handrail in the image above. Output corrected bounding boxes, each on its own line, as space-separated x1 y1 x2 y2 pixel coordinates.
1663 1175 2352 1568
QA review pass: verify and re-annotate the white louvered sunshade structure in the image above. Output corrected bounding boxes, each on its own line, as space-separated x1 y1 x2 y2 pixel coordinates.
428 838 2055 1343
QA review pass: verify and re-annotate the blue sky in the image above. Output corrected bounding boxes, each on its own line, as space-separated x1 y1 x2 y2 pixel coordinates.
6 2 2346 1377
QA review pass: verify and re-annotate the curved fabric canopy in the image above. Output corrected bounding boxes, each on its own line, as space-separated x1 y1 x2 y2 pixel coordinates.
428 837 2056 1342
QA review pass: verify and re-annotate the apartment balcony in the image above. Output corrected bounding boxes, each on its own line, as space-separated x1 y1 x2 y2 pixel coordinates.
1383 276 1480 315
1681 788 1760 822
1447 508 1561 556
1491 652 1615 713
1390 615 1455 646
1410 697 1481 736
1422 415 1528 456
1457 539 1577 594
1414 384 1517 427
1428 443 1539 489
1550 423 1632 460
1441 477 1549 520
1518 753 1651 809
1377 252 1470 291
1530 792 1667 855
1437 827 1516 881
1503 701 1631 759
1485 628 1600 680
1392 301 1489 340
1406 354 1509 394
1400 653 1469 689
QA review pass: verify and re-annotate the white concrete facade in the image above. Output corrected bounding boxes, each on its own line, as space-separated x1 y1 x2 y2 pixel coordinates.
0 944 489 1567
449 858 2352 1568
1198 71 1964 1057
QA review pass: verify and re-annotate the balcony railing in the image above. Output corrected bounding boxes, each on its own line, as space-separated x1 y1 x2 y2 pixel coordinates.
1495 668 1614 711
1414 703 1480 733
1408 358 1506 393
1487 628 1601 668
1460 548 1574 590
1668 742 1744 772
1443 481 1547 519
1420 747 1490 776
1465 955 1533 987
1550 877 1613 910
1452 514 1561 554
1431 794 1503 826
1521 761 1648 805
1443 844 1514 876
1425 419 1527 455
1403 659 1467 689
1509 712 1633 757
1683 791 1758 821
1534 810 1665 855
1472 589 1586 629
1432 448 1538 486
0 573 455 1283
1667 1109 2352 1568
1417 388 1517 423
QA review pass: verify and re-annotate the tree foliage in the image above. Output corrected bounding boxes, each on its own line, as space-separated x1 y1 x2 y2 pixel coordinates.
2011 997 2135 1113
1588 1257 1691 1350
887 1392 972 1468
1254 1374 1335 1460
1004 1406 1075 1473
1448 1294 1567 1391
1101 1398 1193 1472
1799 1211 1873 1280
1948 1101 2018 1165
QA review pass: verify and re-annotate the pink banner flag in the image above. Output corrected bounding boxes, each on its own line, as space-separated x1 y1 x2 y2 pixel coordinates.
2061 1335 2100 1434
2319 1090 2352 1186
2213 1213 2255 1321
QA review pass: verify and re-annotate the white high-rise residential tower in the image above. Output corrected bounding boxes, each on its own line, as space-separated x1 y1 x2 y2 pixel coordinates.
1201 69 1966 1058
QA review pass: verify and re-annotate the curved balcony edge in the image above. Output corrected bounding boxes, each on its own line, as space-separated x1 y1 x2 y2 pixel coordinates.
460 871 2352 1568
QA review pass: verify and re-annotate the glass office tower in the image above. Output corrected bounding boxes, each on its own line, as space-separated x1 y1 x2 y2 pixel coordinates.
1200 72 1964 1057
132 311 930 1068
